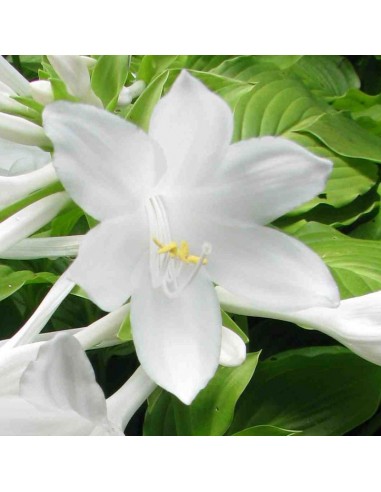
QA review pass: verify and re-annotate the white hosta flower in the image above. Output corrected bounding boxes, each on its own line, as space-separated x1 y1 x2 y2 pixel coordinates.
0 136 56 208
29 80 54 106
117 80 146 106
0 316 244 435
217 287 381 366
43 70 339 404
0 334 123 435
0 56 30 96
47 55 102 107
0 192 70 254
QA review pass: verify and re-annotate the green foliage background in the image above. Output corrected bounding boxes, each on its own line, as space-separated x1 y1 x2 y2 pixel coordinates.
3 55 381 435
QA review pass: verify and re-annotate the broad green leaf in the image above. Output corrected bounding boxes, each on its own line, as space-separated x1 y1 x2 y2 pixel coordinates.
190 70 254 113
229 346 381 436
293 221 381 298
288 55 360 97
298 112 381 162
233 77 325 142
210 55 301 83
277 187 378 228
288 133 378 212
137 55 186 84
233 425 299 436
50 204 85 236
91 55 130 110
333 88 381 113
144 352 260 436
0 265 57 301
127 71 169 131
351 194 381 240
184 55 234 72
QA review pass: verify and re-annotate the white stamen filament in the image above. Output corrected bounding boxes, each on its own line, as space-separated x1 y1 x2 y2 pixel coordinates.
0 191 70 254
147 196 211 298
0 234 82 259
0 162 58 209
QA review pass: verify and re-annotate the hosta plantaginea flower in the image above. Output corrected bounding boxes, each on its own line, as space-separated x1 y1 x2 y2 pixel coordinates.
43 71 339 404
0 334 123 435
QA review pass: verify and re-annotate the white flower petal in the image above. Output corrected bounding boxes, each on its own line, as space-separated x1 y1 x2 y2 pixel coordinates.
150 70 233 188
0 136 50 175
168 137 332 227
0 112 49 147
30 80 54 105
0 398 97 436
43 101 166 221
48 55 89 98
166 214 339 312
0 192 70 255
0 92 28 114
0 56 30 96
290 292 381 365
0 343 41 397
20 334 107 424
131 267 221 404
0 163 57 209
219 327 246 367
68 209 148 312
218 287 381 367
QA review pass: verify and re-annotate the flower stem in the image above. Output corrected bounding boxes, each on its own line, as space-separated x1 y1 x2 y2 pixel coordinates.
106 366 157 431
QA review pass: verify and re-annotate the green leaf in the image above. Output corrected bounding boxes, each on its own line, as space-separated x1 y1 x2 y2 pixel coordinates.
293 221 381 298
127 71 169 131
0 265 57 301
288 55 360 97
233 77 325 142
50 78 77 102
144 352 260 435
137 55 186 84
298 112 381 162
233 425 299 436
91 55 130 110
277 186 379 229
288 133 378 212
229 346 381 436
117 311 132 342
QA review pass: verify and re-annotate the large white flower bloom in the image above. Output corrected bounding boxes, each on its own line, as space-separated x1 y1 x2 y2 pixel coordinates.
42 71 339 404
0 334 124 435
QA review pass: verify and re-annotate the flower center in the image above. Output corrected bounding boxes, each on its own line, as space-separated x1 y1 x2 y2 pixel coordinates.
146 196 211 298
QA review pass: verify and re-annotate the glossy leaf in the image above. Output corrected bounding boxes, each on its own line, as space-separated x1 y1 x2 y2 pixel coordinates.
144 352 260 436
229 346 381 436
91 55 130 110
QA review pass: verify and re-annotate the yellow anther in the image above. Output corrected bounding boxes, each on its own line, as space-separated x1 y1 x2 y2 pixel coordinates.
188 255 208 265
158 241 178 255
153 238 208 265
153 237 165 249
178 241 190 261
